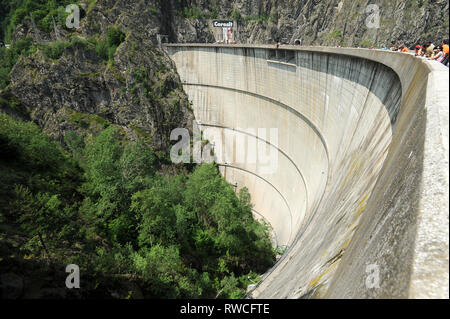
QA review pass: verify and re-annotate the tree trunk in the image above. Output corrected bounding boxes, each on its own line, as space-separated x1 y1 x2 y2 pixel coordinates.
38 232 51 262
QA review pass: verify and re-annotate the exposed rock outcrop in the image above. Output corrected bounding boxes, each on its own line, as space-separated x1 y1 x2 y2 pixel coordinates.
167 0 449 47
3 0 194 150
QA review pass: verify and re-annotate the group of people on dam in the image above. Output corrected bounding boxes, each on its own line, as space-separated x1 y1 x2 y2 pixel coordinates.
414 39 449 66
383 39 449 66
288 38 449 67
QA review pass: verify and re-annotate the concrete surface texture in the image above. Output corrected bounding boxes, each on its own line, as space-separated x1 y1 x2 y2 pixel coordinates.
165 44 449 299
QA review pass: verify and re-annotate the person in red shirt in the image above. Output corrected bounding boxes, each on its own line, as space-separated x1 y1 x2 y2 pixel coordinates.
415 44 424 56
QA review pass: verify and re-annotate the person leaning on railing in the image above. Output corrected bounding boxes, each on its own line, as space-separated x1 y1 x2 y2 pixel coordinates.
441 39 449 67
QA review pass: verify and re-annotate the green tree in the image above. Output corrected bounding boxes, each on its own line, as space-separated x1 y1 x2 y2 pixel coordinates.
183 163 224 227
119 141 156 192
12 185 64 259
132 244 197 298
81 126 135 243
131 186 177 248
183 164 275 274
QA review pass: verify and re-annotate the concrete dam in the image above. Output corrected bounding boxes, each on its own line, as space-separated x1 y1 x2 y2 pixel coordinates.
165 44 449 299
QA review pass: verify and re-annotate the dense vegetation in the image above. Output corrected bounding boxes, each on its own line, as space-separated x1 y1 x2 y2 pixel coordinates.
0 113 275 298
0 27 125 90
0 0 121 90
0 0 78 43
0 0 275 299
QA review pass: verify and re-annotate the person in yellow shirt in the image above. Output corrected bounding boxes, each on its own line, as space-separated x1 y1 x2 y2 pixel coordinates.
425 42 435 57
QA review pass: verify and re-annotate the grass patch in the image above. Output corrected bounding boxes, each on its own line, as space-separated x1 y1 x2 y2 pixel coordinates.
68 109 110 130
40 40 71 59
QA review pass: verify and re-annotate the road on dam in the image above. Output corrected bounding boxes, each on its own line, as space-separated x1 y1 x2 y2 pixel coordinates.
165 44 449 299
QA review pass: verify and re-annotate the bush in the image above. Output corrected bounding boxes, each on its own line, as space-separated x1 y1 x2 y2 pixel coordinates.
360 40 373 48
329 30 343 38
181 5 205 19
231 9 242 21
10 8 28 27
94 28 125 61
106 27 125 47
95 40 108 60
107 45 117 60
0 66 9 89
41 40 70 59
70 35 88 49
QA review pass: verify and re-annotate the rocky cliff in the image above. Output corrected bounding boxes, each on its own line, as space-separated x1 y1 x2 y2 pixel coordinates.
167 0 449 47
1 0 194 151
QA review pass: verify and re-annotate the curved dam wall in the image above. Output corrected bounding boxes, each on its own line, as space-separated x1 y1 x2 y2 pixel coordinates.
165 44 449 299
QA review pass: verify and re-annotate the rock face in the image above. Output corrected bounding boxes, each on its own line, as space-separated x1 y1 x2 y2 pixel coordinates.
3 0 194 150
166 0 449 47
7 40 192 149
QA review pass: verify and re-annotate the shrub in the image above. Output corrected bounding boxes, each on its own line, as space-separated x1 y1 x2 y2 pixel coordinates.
231 9 242 21
70 35 88 49
107 45 117 60
360 40 373 48
181 5 205 19
149 7 160 15
41 40 70 59
106 27 125 47
94 28 125 61
329 30 343 39
95 40 109 60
